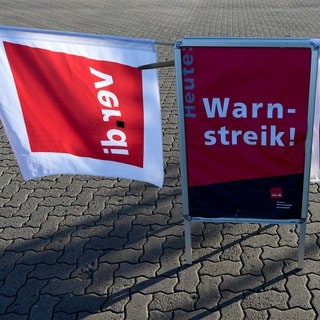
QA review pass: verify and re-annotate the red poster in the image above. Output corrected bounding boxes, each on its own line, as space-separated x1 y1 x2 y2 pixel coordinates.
179 43 313 219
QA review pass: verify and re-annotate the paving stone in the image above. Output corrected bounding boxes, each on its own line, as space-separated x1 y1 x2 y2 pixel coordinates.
61 213 98 229
173 309 221 320
17 249 62 265
53 312 77 320
58 236 90 264
221 223 260 236
72 248 103 280
1 181 20 198
125 293 152 319
43 277 91 295
202 223 223 248
56 293 106 314
35 215 65 238
307 273 320 290
0 295 15 315
0 216 28 228
220 235 243 261
87 262 119 295
220 274 265 293
261 259 287 292
219 290 245 319
292 258 320 275
104 277 133 313
268 307 316 320
0 313 28 320
286 274 312 309
0 206 19 218
154 198 174 216
30 263 75 280
192 247 221 262
40 196 75 207
78 311 123 320
87 195 107 213
124 224 149 250
0 263 34 296
277 225 299 246
115 261 159 279
152 232 182 251
133 276 178 295
310 289 320 316
175 263 200 293
8 237 50 253
304 234 320 260
0 251 23 281
139 188 159 205
148 309 173 320
51 205 86 217
109 214 135 237
241 233 280 248
29 294 61 320
45 226 75 251
101 248 142 264
134 212 170 226
151 224 184 238
309 202 320 222
157 248 182 275
24 205 52 228
200 260 242 276
0 173 14 189
195 275 221 309
0 226 38 240
244 309 268 320
149 291 195 312
7 278 47 315
31 187 65 199
240 246 263 275
140 235 166 263
242 290 289 310
261 245 298 261
62 180 85 197
307 221 320 234
86 236 126 251
72 187 94 206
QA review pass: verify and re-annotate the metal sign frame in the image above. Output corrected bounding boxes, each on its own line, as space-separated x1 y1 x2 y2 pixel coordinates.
175 37 319 268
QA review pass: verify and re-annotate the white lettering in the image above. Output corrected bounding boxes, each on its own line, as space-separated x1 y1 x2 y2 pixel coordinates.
90 66 129 156
203 97 285 119
203 97 229 118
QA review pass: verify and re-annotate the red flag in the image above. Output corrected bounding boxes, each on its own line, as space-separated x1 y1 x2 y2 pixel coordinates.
0 27 163 186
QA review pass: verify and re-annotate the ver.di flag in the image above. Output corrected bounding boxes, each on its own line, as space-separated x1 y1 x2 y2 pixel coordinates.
0 26 163 187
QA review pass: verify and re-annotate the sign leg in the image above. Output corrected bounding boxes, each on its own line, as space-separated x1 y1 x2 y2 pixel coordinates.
298 220 307 269
184 217 192 264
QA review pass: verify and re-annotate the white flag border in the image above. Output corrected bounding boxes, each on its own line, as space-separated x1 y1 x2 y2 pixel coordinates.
0 26 164 187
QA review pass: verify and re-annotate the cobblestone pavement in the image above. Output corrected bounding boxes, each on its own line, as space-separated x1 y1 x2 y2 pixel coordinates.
0 0 320 319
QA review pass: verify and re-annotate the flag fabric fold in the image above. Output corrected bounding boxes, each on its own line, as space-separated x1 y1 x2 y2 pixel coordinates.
0 26 163 187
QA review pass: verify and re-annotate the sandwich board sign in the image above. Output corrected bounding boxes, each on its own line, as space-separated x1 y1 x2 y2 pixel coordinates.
174 38 318 268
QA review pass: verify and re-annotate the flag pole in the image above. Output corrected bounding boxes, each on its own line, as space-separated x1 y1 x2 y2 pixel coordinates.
138 41 174 69
138 60 174 70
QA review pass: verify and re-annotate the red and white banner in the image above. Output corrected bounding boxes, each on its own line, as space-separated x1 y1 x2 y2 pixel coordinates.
0 26 163 187
176 40 315 220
